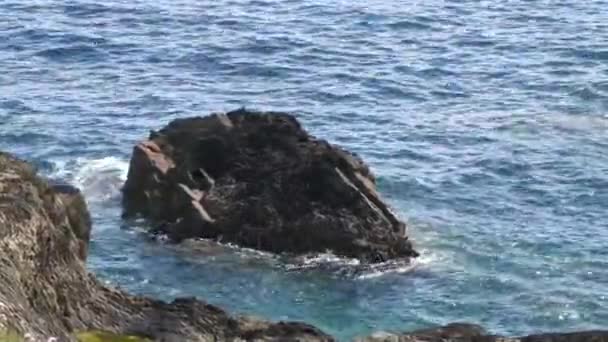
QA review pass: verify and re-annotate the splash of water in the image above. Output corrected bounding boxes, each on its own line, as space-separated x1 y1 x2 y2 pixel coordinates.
48 156 129 203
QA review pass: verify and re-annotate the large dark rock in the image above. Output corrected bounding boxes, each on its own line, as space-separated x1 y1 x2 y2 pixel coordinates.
357 323 608 342
0 151 333 341
122 109 418 263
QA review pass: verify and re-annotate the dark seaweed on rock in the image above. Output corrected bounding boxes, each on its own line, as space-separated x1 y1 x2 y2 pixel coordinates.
122 109 418 263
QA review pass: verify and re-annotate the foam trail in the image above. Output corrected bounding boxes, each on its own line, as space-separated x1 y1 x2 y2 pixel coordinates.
353 249 440 279
281 251 436 278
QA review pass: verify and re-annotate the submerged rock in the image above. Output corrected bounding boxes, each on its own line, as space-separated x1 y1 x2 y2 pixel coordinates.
357 323 608 342
122 109 417 263
0 151 333 341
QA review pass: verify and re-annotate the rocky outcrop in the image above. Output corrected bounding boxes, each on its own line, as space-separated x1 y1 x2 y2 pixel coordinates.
1 152 604 342
0 151 333 341
357 323 608 342
122 109 417 263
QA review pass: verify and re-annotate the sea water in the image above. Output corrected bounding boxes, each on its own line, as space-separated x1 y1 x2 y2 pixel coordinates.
1 0 607 340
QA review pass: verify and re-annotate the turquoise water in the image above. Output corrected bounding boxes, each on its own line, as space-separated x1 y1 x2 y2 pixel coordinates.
1 0 607 340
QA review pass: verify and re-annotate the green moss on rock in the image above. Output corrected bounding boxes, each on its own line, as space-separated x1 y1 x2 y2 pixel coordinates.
0 329 23 342
76 331 152 342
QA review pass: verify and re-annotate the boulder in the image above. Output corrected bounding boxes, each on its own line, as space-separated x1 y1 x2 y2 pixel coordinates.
0 151 333 341
122 109 417 263
357 323 608 342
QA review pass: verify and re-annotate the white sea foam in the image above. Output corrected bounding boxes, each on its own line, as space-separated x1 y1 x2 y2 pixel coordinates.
279 248 444 279
48 156 129 203
172 238 440 279
355 258 419 280
299 252 361 267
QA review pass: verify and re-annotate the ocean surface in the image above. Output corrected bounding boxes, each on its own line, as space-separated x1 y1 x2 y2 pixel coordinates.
1 0 607 340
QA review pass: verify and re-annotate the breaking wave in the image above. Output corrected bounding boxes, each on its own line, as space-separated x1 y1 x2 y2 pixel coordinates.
47 156 129 203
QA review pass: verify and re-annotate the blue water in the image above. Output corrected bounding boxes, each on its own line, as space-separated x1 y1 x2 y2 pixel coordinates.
1 0 608 340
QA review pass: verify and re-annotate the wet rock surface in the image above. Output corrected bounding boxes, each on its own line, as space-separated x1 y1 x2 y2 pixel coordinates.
122 109 417 263
0 151 333 342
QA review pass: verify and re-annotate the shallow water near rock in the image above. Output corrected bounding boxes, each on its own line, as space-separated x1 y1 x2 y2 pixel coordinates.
1 0 607 341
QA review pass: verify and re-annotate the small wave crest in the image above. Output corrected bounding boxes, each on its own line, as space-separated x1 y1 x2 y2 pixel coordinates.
177 238 279 261
34 45 107 63
174 240 439 279
47 156 129 203
152 237 439 279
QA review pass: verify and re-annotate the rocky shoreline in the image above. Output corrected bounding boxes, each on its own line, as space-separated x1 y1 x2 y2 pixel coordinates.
0 111 606 341
0 151 331 342
357 323 608 342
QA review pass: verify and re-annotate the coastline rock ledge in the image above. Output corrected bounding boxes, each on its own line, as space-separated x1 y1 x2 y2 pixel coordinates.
357 323 608 342
0 151 333 341
122 109 418 263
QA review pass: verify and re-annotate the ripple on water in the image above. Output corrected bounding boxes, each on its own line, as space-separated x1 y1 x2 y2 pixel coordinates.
34 45 108 63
